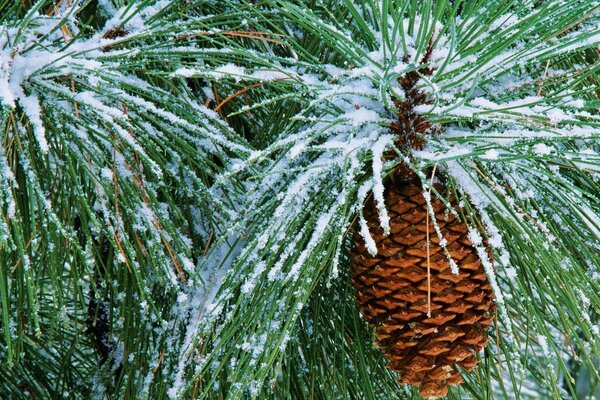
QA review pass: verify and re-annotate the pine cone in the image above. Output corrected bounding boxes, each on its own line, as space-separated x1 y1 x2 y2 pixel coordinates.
351 175 495 399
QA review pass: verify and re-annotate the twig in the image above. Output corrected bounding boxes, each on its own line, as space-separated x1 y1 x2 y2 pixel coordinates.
202 230 214 257
536 61 550 97
176 30 285 45
214 78 290 112
425 164 438 317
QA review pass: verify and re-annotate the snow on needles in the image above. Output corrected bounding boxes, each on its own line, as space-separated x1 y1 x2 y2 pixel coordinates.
166 5 598 399
0 2 175 151
5 2 598 398
200 8 600 320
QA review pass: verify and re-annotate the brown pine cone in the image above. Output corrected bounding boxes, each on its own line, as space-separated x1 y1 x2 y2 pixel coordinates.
352 175 495 398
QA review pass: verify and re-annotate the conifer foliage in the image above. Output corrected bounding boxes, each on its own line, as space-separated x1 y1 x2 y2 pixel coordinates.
0 1 599 399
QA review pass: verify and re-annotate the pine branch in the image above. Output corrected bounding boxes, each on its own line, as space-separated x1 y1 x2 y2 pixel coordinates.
1 1 598 399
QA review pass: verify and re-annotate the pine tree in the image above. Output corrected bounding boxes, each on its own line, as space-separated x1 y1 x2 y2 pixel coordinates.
1 1 598 399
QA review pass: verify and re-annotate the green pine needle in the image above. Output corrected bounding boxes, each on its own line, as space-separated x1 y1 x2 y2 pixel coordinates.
1 1 598 399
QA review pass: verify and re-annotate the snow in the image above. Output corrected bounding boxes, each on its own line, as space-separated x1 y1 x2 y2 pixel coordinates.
0 47 65 152
470 97 501 109
532 143 553 156
414 145 474 163
371 136 394 235
97 0 117 17
481 149 499 160
537 335 550 358
0 156 16 220
172 67 197 77
545 108 568 123
214 64 246 81
3 3 597 398
445 161 492 207
169 223 246 398
578 204 600 239
359 215 378 256
289 142 306 159
558 31 600 54
444 161 511 336
249 70 289 81
103 1 172 35
467 228 483 246
0 54 13 106
345 107 381 126
288 208 335 280
505 266 518 279
489 14 520 31
20 94 48 152
422 189 459 274
173 64 259 82
75 91 127 120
